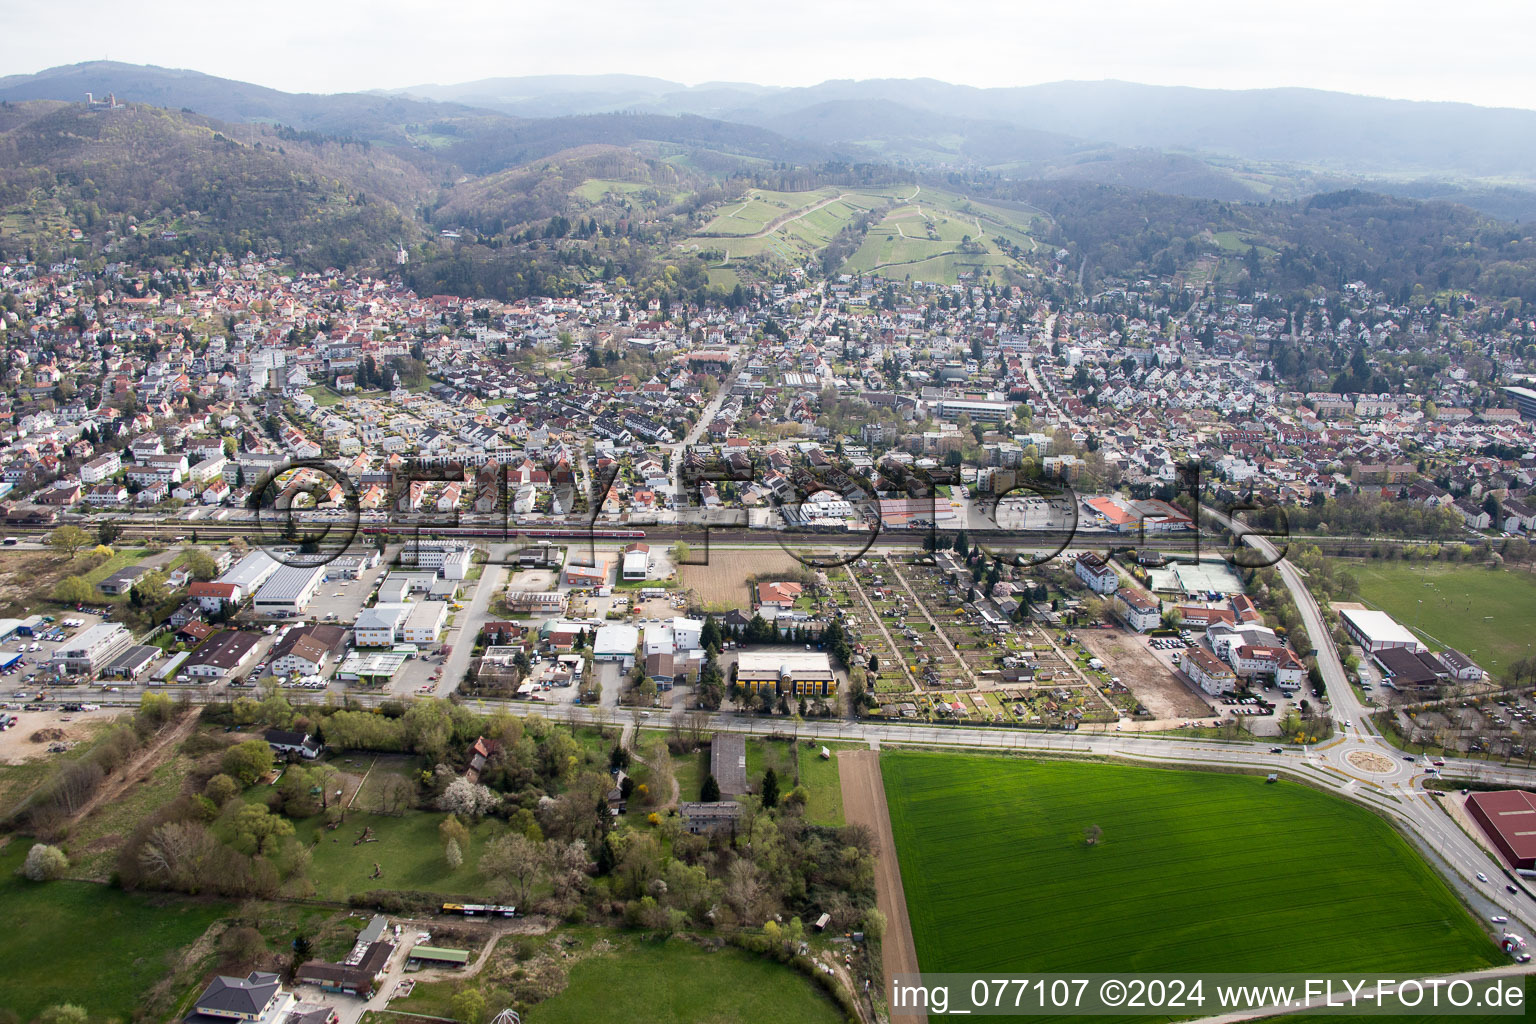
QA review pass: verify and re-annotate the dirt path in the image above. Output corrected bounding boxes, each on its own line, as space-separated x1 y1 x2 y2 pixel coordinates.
844 568 919 691
838 749 925 1024
884 556 976 686
70 710 198 824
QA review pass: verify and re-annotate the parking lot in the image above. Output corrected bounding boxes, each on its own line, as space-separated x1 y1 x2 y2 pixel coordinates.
1 609 116 697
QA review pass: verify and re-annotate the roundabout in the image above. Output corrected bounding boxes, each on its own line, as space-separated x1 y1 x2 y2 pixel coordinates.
1345 748 1399 775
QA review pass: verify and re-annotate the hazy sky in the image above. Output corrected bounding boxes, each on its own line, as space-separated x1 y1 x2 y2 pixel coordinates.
7 0 1536 109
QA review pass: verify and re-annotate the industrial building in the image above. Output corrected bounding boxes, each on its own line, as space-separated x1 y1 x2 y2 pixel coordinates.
252 564 327 617
101 643 161 680
710 732 748 795
402 601 448 645
183 630 262 679
593 624 639 665
1339 608 1422 654
354 604 411 647
1466 790 1536 870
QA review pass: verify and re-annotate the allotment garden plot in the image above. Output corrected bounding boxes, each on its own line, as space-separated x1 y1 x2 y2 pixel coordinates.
834 556 1120 726
881 752 1499 998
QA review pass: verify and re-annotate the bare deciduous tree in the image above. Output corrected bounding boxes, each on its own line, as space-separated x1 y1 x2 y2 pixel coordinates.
481 832 545 907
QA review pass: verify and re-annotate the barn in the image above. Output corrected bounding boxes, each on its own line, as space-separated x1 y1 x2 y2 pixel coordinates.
1466 790 1536 870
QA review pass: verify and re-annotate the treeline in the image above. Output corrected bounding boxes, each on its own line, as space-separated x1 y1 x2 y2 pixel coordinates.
989 180 1536 304
1245 492 1465 540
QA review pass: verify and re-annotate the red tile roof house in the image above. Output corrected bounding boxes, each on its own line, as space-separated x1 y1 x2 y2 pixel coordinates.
756 581 803 613
189 581 242 612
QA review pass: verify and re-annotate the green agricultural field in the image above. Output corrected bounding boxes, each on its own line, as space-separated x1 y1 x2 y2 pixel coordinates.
0 841 227 1022
524 934 845 1024
882 754 1498 989
1347 561 1536 676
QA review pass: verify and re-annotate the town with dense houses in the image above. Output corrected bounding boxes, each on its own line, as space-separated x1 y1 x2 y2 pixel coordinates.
6 38 1536 1024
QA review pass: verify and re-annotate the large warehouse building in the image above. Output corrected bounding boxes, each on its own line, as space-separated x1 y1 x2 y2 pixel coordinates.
1339 608 1422 654
1466 790 1536 870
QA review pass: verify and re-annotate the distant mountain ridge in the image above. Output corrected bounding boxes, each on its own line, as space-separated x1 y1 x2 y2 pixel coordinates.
7 62 1536 217
395 73 1536 179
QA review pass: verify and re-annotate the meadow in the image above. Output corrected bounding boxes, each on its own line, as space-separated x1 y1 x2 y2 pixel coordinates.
1346 560 1536 676
0 840 227 1023
881 753 1499 986
524 934 845 1024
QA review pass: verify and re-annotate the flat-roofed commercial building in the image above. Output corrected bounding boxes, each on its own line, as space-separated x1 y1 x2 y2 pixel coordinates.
735 650 838 697
253 564 327 617
1339 608 1421 654
52 622 133 674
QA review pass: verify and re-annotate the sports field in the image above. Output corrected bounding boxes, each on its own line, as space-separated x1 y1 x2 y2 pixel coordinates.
1347 560 1536 676
882 753 1498 983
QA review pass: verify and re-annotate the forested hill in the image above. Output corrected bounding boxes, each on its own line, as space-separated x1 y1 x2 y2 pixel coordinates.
1010 181 1536 302
0 101 430 268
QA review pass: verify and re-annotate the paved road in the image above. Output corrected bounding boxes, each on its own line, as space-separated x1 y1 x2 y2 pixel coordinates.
1203 503 1536 932
430 559 504 697
669 354 745 499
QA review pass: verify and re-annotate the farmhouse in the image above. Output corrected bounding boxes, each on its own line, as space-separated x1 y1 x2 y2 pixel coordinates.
710 731 748 795
295 939 393 997
1466 790 1536 870
265 728 322 759
183 971 293 1024
680 800 744 834
1339 608 1421 654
